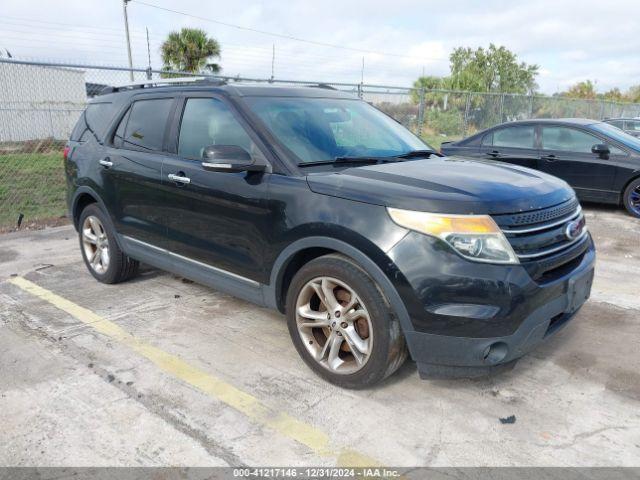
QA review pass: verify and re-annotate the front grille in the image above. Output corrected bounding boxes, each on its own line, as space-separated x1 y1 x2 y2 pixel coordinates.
492 198 588 280
496 197 580 227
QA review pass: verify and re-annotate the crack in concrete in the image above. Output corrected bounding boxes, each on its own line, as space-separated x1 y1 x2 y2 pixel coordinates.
5 304 246 467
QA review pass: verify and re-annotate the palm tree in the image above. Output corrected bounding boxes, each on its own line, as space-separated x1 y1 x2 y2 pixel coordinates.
161 28 221 74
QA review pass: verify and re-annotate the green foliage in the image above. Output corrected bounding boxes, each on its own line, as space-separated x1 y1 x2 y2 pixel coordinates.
161 28 221 74
563 80 597 100
424 109 464 137
448 44 538 94
627 85 640 103
560 82 640 104
601 88 624 102
411 75 446 103
0 152 66 228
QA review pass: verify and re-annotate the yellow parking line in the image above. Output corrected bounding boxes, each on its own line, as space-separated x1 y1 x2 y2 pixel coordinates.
8 276 379 467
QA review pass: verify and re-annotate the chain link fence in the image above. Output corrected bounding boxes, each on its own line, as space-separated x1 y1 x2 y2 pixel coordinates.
2 57 640 231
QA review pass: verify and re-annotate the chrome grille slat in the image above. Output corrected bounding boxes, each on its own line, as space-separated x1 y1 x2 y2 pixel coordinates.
492 198 587 263
515 229 588 259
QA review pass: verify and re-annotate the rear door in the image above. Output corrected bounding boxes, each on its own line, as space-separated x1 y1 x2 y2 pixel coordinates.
537 125 618 200
161 94 273 284
102 95 176 247
477 124 539 168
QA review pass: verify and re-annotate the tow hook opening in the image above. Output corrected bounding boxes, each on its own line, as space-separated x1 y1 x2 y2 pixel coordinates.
482 342 508 364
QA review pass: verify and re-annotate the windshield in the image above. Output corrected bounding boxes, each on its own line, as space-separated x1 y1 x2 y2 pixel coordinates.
244 96 432 164
591 122 640 152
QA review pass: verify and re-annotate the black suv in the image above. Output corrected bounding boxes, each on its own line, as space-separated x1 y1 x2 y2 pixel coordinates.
65 80 595 388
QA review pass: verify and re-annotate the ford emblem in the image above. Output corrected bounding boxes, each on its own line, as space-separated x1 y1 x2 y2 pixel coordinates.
565 217 585 240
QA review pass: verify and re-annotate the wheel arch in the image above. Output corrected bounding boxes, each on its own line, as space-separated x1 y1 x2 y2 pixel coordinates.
265 236 415 341
71 186 109 230
621 173 640 205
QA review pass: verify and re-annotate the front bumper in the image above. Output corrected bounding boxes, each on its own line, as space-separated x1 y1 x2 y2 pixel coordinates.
387 231 596 378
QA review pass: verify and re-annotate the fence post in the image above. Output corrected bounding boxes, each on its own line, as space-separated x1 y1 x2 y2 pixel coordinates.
463 93 472 137
529 94 534 118
499 93 505 122
357 83 363 99
417 87 426 137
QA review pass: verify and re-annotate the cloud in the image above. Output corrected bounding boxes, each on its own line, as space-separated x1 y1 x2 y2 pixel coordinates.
1 0 638 93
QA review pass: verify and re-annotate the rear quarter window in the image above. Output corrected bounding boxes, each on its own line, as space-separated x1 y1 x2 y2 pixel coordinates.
70 102 116 142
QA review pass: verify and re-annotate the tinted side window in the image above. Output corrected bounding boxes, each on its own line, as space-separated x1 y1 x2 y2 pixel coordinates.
178 98 255 158
626 120 640 132
123 99 173 151
70 102 114 141
608 120 624 129
541 127 600 153
491 126 535 148
112 108 131 148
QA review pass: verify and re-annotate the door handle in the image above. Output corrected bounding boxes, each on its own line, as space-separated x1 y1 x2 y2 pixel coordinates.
541 154 558 162
99 158 113 168
486 150 501 158
168 173 191 185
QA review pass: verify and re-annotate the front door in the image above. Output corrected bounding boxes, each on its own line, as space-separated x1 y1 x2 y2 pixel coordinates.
161 95 273 285
537 125 618 201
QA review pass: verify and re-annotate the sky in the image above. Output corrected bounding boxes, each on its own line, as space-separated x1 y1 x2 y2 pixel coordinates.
1 0 638 94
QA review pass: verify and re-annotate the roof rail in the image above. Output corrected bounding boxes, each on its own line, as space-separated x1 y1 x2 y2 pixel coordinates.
99 76 226 95
312 83 337 90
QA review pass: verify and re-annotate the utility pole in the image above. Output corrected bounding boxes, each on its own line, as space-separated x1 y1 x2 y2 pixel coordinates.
123 0 134 81
145 27 152 79
270 44 275 82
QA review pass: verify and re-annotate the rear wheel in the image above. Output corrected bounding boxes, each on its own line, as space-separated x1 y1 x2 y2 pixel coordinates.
623 178 640 218
286 254 407 388
78 204 139 284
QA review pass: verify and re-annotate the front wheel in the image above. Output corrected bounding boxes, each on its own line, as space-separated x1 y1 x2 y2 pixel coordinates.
623 178 640 218
286 254 407 389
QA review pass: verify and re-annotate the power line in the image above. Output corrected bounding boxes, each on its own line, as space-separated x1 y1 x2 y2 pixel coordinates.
130 0 449 62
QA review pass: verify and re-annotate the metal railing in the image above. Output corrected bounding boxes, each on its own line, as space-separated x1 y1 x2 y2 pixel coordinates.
1 57 639 231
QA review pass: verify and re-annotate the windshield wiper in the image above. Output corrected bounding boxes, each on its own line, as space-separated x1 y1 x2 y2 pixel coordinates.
395 149 440 159
297 156 399 167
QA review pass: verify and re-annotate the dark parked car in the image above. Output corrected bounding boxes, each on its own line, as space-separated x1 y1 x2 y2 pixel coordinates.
441 118 640 218
603 117 640 138
65 81 595 388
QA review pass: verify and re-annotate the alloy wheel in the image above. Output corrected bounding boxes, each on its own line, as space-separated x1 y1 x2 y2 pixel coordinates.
82 215 110 274
629 185 640 216
295 276 373 374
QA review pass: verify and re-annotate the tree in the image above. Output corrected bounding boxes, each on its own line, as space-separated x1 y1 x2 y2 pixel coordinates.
161 28 221 74
410 75 446 103
563 80 597 100
600 88 624 102
626 85 640 103
448 44 538 94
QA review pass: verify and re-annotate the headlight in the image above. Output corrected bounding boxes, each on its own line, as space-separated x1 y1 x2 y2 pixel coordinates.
387 207 519 264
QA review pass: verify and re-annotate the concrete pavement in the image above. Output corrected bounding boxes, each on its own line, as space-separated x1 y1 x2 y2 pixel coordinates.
1 205 639 466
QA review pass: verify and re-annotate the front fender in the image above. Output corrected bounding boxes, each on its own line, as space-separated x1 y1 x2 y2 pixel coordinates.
264 235 417 349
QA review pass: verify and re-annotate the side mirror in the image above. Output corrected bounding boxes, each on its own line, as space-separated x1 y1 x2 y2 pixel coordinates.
591 143 610 158
201 145 265 172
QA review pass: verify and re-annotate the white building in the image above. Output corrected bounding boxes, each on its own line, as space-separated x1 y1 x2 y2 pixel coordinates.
0 61 87 142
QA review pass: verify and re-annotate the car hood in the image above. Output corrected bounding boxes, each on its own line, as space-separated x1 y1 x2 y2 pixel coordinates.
306 156 575 215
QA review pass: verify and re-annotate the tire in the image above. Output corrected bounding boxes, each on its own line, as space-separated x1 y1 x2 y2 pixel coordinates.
285 253 407 389
78 203 139 284
622 178 640 218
